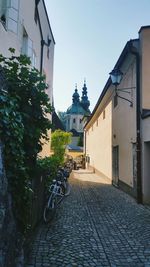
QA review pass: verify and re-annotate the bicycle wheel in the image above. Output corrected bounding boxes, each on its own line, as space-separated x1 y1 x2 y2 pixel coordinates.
64 181 71 196
56 184 65 205
43 194 56 223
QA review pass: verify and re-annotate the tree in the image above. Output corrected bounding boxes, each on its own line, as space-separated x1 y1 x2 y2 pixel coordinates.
57 111 66 129
51 130 72 164
0 48 52 232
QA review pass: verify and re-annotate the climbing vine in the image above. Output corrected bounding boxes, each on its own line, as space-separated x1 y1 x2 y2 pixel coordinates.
0 48 52 233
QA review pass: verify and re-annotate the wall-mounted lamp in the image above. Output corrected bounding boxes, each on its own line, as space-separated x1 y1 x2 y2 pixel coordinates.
109 67 134 107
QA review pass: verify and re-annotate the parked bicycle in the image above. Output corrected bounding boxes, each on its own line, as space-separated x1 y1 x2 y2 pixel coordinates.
58 166 71 196
43 165 71 223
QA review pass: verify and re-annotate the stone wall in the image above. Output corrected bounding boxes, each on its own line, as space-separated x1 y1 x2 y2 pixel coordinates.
0 142 24 267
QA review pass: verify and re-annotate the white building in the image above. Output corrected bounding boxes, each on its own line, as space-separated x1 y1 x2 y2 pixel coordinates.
84 26 150 204
0 0 55 156
65 83 91 133
65 83 91 150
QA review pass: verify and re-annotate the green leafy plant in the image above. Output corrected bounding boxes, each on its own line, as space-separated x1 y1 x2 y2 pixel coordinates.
0 49 52 233
77 134 83 146
51 130 72 164
37 156 60 186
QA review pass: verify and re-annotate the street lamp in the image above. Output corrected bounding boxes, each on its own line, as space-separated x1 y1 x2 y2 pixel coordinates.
109 67 133 107
109 68 123 86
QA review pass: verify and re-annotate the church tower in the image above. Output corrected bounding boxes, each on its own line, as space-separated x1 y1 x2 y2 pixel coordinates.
64 82 91 149
72 84 80 104
65 82 91 134
80 80 90 112
66 84 86 133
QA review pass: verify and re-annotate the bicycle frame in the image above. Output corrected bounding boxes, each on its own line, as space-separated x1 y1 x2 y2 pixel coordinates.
48 180 64 206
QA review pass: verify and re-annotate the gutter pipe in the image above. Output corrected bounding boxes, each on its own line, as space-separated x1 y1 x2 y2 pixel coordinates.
131 46 143 204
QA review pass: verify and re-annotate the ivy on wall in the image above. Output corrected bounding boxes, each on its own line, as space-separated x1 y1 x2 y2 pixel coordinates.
0 48 52 233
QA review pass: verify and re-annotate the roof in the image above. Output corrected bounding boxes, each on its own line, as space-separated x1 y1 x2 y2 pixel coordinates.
52 111 65 131
139 25 150 34
67 144 83 152
67 103 87 115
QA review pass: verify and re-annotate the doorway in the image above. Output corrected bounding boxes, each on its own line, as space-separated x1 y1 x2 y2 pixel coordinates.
143 142 150 203
112 146 119 186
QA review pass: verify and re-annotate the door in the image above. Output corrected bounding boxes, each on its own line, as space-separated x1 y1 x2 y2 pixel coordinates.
132 143 137 193
112 146 119 186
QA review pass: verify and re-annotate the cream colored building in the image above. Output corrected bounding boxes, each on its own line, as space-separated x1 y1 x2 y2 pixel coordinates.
0 0 55 156
84 26 150 204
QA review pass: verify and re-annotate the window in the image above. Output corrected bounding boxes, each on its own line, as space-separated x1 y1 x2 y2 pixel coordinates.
21 27 36 67
73 118 76 123
80 119 82 123
32 50 37 67
0 0 20 33
0 0 7 27
22 28 28 55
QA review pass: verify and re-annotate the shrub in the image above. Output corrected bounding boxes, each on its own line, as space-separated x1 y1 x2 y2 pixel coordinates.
37 156 60 187
0 49 52 233
51 130 72 164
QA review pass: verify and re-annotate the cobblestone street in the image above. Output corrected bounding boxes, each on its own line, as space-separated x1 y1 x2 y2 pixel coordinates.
26 170 150 267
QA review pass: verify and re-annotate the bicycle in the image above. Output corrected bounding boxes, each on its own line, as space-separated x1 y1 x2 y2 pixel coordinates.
43 178 65 223
43 167 71 223
58 167 71 196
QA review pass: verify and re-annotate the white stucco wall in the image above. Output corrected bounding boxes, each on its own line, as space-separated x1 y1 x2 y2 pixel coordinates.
0 0 55 157
86 101 112 179
112 57 137 187
85 54 137 188
65 113 84 133
0 0 54 103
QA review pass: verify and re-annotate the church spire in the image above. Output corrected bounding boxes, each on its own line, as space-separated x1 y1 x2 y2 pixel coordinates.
80 80 90 111
72 84 80 104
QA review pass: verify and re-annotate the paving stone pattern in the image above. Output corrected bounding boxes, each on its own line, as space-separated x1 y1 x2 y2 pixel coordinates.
26 170 150 267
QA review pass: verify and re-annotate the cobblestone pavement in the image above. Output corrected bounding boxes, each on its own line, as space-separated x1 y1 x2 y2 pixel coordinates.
26 170 150 267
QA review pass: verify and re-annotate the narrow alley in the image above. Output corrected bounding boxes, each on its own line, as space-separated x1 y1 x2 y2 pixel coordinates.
26 170 150 267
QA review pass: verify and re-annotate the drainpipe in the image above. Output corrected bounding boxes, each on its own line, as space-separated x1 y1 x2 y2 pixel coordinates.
40 39 44 73
40 37 51 74
84 129 86 156
36 1 51 74
131 47 142 204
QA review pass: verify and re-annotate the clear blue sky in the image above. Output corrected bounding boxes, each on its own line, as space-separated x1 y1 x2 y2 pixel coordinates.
45 0 150 112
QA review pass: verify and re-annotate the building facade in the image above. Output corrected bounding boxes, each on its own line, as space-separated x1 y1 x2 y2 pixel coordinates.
0 0 55 156
65 82 91 152
84 26 150 204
